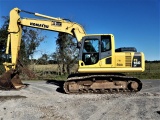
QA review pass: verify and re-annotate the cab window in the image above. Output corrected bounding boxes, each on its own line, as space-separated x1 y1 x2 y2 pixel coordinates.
82 39 99 65
101 36 111 52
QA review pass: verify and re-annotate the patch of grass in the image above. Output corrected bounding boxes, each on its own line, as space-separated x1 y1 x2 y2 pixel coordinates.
53 74 68 81
126 72 160 79
127 63 160 79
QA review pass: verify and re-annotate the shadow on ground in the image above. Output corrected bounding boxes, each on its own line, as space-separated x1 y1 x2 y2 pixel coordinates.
0 95 27 102
156 111 160 115
24 83 30 87
45 79 65 93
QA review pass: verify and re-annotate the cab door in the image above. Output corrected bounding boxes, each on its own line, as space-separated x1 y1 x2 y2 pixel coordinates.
99 35 112 67
79 35 113 68
80 35 100 66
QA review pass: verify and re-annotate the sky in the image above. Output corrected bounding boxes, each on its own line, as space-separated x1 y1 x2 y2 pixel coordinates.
0 0 159 60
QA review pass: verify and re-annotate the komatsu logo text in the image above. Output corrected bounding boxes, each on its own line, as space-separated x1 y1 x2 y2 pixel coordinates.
30 22 49 28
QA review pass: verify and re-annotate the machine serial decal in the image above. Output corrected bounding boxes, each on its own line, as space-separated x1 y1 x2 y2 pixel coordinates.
133 59 141 67
52 21 62 26
30 22 49 28
132 58 141 67
117 63 123 66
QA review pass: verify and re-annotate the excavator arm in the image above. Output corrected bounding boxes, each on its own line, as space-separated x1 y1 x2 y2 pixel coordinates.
0 7 86 89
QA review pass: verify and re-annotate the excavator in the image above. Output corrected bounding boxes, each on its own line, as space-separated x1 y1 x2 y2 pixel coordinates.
0 8 145 93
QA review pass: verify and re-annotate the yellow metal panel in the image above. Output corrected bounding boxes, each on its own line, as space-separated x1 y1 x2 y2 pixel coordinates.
141 52 145 71
10 26 22 69
115 52 126 67
20 18 86 42
78 67 144 73
79 60 101 68
8 8 20 33
99 57 113 67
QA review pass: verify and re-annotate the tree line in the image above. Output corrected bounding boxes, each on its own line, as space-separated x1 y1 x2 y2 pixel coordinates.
145 60 160 63
0 16 78 74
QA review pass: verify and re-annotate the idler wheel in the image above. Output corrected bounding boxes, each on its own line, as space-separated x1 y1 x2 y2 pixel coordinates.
129 81 139 91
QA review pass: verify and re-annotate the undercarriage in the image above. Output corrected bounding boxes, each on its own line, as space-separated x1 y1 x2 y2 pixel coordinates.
63 73 142 94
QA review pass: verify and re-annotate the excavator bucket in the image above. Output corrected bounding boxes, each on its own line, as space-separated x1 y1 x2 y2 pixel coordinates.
0 59 36 90
0 69 25 90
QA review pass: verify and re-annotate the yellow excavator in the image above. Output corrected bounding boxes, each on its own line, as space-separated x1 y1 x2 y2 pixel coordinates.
0 8 145 93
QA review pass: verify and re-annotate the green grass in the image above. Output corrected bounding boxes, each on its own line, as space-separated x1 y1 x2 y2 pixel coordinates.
0 63 159 80
127 63 160 79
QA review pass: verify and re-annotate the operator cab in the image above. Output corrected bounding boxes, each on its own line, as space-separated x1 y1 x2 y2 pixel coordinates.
79 35 113 66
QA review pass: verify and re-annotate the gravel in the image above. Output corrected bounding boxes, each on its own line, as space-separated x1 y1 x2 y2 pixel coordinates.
0 80 159 120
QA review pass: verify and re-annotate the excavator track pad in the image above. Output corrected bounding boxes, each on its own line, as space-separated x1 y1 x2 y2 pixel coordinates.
63 74 142 94
0 69 26 90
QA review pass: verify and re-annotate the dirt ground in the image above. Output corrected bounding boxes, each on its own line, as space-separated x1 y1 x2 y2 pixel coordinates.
0 80 159 120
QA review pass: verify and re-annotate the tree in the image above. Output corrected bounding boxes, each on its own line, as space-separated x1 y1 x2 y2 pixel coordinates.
37 53 49 65
0 16 9 64
21 27 46 62
52 32 78 74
